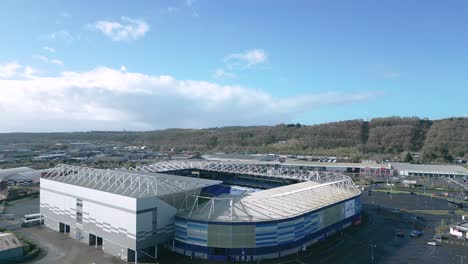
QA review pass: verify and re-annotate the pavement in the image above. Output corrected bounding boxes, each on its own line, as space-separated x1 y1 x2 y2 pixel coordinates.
18 226 126 264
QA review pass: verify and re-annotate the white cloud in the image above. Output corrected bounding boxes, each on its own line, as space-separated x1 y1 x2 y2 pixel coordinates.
23 66 37 76
47 30 73 42
0 64 379 132
213 69 236 79
43 46 56 53
0 62 22 78
0 62 37 79
225 49 268 70
92 17 149 41
186 0 196 6
34 55 64 66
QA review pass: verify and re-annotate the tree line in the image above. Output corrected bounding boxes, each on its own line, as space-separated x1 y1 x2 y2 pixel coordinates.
0 117 466 162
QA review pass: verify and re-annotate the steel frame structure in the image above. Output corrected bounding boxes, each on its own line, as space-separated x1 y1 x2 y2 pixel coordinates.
42 164 220 198
129 160 361 222
130 160 352 183
178 179 359 222
42 162 360 221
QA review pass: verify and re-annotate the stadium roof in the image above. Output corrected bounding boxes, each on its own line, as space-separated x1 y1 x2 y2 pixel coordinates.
42 164 221 198
121 160 361 222
391 162 468 175
131 160 326 181
178 178 360 222
202 154 387 169
132 160 360 222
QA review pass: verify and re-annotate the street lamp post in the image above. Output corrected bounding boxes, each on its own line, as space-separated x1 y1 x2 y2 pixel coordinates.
369 244 377 264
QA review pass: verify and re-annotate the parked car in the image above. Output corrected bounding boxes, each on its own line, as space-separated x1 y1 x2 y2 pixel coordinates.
410 230 424 237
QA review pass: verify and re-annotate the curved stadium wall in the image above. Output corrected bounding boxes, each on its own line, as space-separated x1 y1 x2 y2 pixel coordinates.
173 189 361 261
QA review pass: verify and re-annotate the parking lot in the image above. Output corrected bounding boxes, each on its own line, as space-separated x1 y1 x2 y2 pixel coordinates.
0 196 39 229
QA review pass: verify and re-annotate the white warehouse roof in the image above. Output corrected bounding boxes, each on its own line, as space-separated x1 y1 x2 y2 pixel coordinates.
391 162 468 175
0 167 35 181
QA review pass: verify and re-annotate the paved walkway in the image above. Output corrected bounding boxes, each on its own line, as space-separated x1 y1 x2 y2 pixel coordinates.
19 226 126 264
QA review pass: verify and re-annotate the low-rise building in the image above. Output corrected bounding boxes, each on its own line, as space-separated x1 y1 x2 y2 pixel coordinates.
391 163 468 178
0 232 24 262
450 222 468 239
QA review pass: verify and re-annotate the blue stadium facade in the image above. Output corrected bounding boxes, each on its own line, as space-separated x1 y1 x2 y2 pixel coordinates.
173 195 362 261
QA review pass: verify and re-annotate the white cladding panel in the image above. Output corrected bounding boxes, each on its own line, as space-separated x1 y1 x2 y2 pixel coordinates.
85 197 138 238
41 188 77 216
41 178 138 241
41 179 136 211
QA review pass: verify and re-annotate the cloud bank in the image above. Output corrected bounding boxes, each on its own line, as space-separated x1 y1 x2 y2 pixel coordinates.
92 17 149 41
0 63 378 132
34 55 64 66
225 49 268 70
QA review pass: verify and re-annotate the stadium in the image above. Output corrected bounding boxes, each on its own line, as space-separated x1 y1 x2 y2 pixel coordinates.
40 161 361 262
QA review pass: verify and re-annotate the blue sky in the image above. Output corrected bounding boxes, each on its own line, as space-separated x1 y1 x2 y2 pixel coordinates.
0 0 467 132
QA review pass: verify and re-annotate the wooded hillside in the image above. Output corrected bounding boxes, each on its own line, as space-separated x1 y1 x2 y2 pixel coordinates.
1 117 466 162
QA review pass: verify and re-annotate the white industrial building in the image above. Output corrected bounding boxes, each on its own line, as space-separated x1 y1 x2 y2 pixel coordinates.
40 164 220 262
390 162 468 178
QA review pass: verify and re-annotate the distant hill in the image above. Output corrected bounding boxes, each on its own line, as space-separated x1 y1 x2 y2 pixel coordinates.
0 117 466 162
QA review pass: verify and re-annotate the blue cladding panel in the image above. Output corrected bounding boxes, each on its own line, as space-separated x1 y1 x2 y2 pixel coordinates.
175 212 361 260
175 195 362 260
255 221 278 247
186 222 208 246
175 219 188 242
254 211 321 246
277 219 296 244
